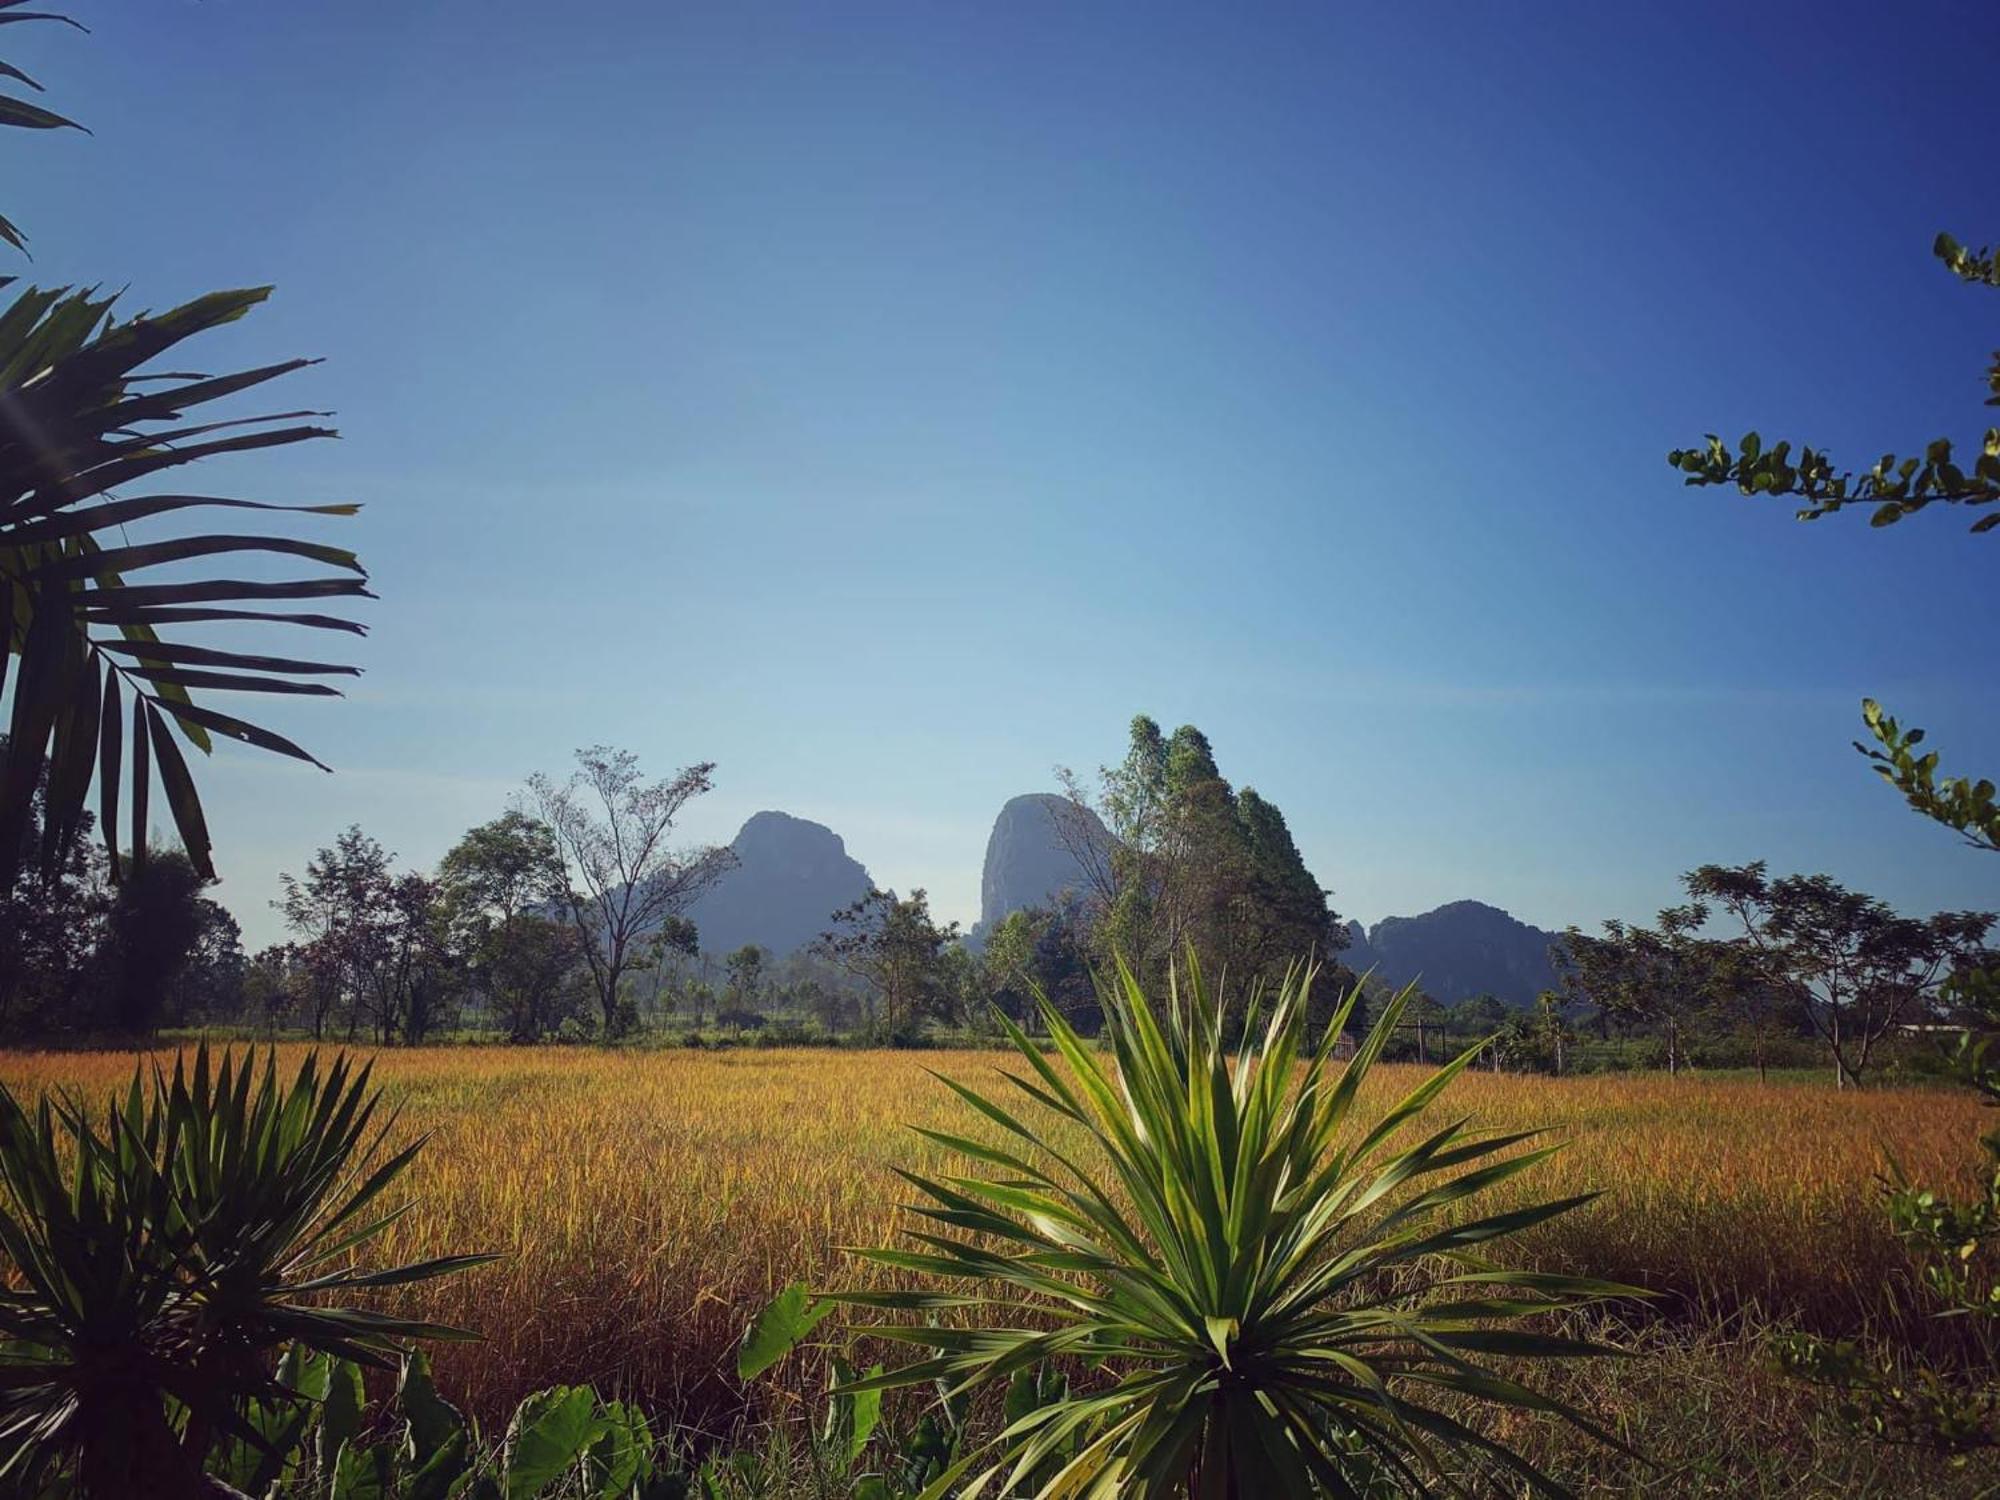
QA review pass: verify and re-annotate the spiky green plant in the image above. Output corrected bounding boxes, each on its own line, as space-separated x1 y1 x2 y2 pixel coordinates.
0 1046 496 1498
833 958 1647 1499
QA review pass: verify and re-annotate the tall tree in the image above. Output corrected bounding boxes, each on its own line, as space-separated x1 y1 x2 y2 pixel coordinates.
276 826 395 1041
723 943 766 1014
1556 903 1736 1077
1060 714 1345 1004
1687 863 1992 1088
0 763 108 1038
98 847 241 1036
529 748 735 1036
815 887 961 1040
438 811 582 1041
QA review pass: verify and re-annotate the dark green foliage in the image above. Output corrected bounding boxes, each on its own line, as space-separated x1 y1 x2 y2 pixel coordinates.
99 845 241 1032
1066 715 1348 1018
815 888 962 1040
203 1347 689 1499
0 1046 495 1495
830 956 1645 1498
0 12 365 896
1668 232 1999 532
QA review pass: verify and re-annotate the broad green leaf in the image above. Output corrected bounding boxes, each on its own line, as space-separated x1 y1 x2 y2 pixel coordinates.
736 1281 833 1381
504 1385 604 1499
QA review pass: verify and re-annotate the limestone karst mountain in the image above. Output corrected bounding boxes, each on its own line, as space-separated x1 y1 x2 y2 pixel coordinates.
1342 900 1562 1006
682 811 876 956
977 792 1111 932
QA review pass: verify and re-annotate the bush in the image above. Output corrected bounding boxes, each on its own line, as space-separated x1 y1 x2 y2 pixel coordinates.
0 1047 494 1496
831 955 1649 1497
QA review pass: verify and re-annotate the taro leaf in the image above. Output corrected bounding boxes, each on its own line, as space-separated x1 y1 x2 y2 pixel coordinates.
400 1348 466 1466
330 1438 397 1500
848 1365 883 1463
317 1357 366 1475
406 1429 472 1500
585 1399 654 1498
736 1281 833 1382
504 1385 605 1499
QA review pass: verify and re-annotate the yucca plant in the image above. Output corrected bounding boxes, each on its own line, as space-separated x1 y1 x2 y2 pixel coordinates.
0 1046 496 1498
832 957 1646 1499
0 7 366 893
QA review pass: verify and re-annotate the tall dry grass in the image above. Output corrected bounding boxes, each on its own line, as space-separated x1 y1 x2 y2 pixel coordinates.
0 1045 1984 1431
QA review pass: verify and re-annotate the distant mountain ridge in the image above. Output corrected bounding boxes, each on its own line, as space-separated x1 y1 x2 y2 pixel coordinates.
683 803 1565 1002
681 811 875 957
1342 900 1561 1007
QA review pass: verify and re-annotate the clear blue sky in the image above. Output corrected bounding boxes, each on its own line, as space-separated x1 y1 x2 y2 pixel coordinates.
12 0 2000 949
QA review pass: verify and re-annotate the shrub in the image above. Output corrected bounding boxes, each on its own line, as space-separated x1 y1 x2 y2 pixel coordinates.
0 1046 494 1496
833 956 1647 1497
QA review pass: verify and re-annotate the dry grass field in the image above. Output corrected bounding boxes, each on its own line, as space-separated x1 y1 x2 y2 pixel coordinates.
1 1041 1987 1455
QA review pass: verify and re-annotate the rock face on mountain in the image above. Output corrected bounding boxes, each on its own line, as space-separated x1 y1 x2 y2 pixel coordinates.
1343 900 1561 1007
978 794 1111 930
683 811 875 957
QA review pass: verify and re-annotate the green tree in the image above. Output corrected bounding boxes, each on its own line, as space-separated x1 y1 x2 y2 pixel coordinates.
814 887 960 1040
1687 863 1990 1089
1501 992 1575 1076
724 943 767 1011
438 811 584 1042
1061 715 1346 1009
1557 902 1736 1077
98 845 240 1036
529 748 735 1037
0 754 107 1037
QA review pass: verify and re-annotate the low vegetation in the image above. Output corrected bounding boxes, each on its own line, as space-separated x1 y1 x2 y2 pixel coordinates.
0 1035 1990 1492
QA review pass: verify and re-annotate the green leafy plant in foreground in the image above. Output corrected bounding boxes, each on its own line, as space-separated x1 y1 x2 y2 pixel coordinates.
0 1047 495 1497
829 957 1647 1498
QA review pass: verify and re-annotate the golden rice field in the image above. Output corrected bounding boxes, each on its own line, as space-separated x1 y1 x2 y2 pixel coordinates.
0 1044 1987 1438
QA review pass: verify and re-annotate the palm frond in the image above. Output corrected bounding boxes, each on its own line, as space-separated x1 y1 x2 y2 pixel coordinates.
0 281 366 885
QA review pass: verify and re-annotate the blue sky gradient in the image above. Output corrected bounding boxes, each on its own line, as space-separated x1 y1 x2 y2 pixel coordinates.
11 0 2000 948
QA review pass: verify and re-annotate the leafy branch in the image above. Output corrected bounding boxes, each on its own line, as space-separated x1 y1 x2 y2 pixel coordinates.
1857 699 2000 856
1668 232 2000 532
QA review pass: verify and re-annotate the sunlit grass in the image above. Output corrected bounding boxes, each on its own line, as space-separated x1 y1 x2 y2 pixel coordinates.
0 1045 1983 1430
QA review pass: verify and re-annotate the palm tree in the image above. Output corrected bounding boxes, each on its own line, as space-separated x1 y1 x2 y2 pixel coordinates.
0 9 366 891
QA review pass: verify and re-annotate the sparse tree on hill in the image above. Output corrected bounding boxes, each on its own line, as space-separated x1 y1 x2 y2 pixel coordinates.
529 747 735 1037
